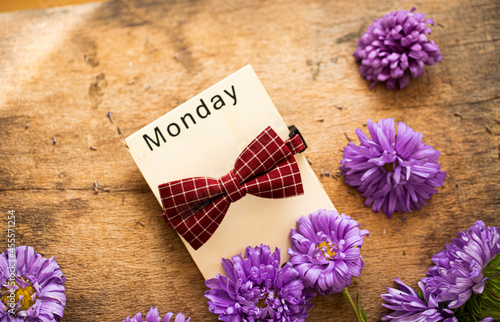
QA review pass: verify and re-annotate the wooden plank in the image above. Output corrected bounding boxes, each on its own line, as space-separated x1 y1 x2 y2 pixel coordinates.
0 0 499 320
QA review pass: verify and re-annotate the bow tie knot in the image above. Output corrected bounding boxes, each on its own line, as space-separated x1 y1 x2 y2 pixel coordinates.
220 171 246 203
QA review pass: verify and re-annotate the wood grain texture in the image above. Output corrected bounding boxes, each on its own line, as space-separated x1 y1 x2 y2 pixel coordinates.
0 0 499 320
0 0 108 13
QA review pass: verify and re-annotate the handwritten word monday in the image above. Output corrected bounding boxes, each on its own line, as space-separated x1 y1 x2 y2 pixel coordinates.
143 85 237 151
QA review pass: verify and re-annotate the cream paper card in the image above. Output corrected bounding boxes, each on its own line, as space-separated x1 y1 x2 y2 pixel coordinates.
125 65 336 279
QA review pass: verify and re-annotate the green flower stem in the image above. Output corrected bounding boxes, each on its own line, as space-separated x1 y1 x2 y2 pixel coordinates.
341 288 363 322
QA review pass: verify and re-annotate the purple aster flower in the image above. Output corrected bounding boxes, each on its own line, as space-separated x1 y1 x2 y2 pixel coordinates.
205 244 315 321
340 118 446 217
423 220 500 309
354 7 442 90
0 246 66 321
381 278 457 321
288 209 369 296
123 307 190 322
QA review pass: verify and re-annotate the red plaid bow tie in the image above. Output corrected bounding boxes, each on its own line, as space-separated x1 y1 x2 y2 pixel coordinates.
158 126 307 250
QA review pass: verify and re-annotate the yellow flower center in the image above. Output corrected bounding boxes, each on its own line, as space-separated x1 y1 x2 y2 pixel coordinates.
383 163 395 172
1 277 36 312
317 241 337 259
256 297 267 308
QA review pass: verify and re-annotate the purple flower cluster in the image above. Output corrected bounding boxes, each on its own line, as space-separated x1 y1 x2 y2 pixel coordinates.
205 245 315 321
382 221 500 321
288 209 369 296
354 8 442 90
123 307 190 322
0 246 66 322
340 118 446 217
424 220 500 309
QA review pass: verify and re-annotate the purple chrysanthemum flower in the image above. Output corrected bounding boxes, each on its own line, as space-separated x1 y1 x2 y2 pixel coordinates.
123 307 190 322
340 118 446 217
205 244 315 321
381 278 457 321
0 246 66 321
288 209 369 296
423 220 500 309
353 8 442 90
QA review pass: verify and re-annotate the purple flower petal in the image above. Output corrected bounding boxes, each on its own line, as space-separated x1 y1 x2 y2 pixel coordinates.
122 307 190 322
381 278 458 322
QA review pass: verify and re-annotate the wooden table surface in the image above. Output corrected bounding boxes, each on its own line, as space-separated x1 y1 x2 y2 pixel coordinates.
1 0 499 320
